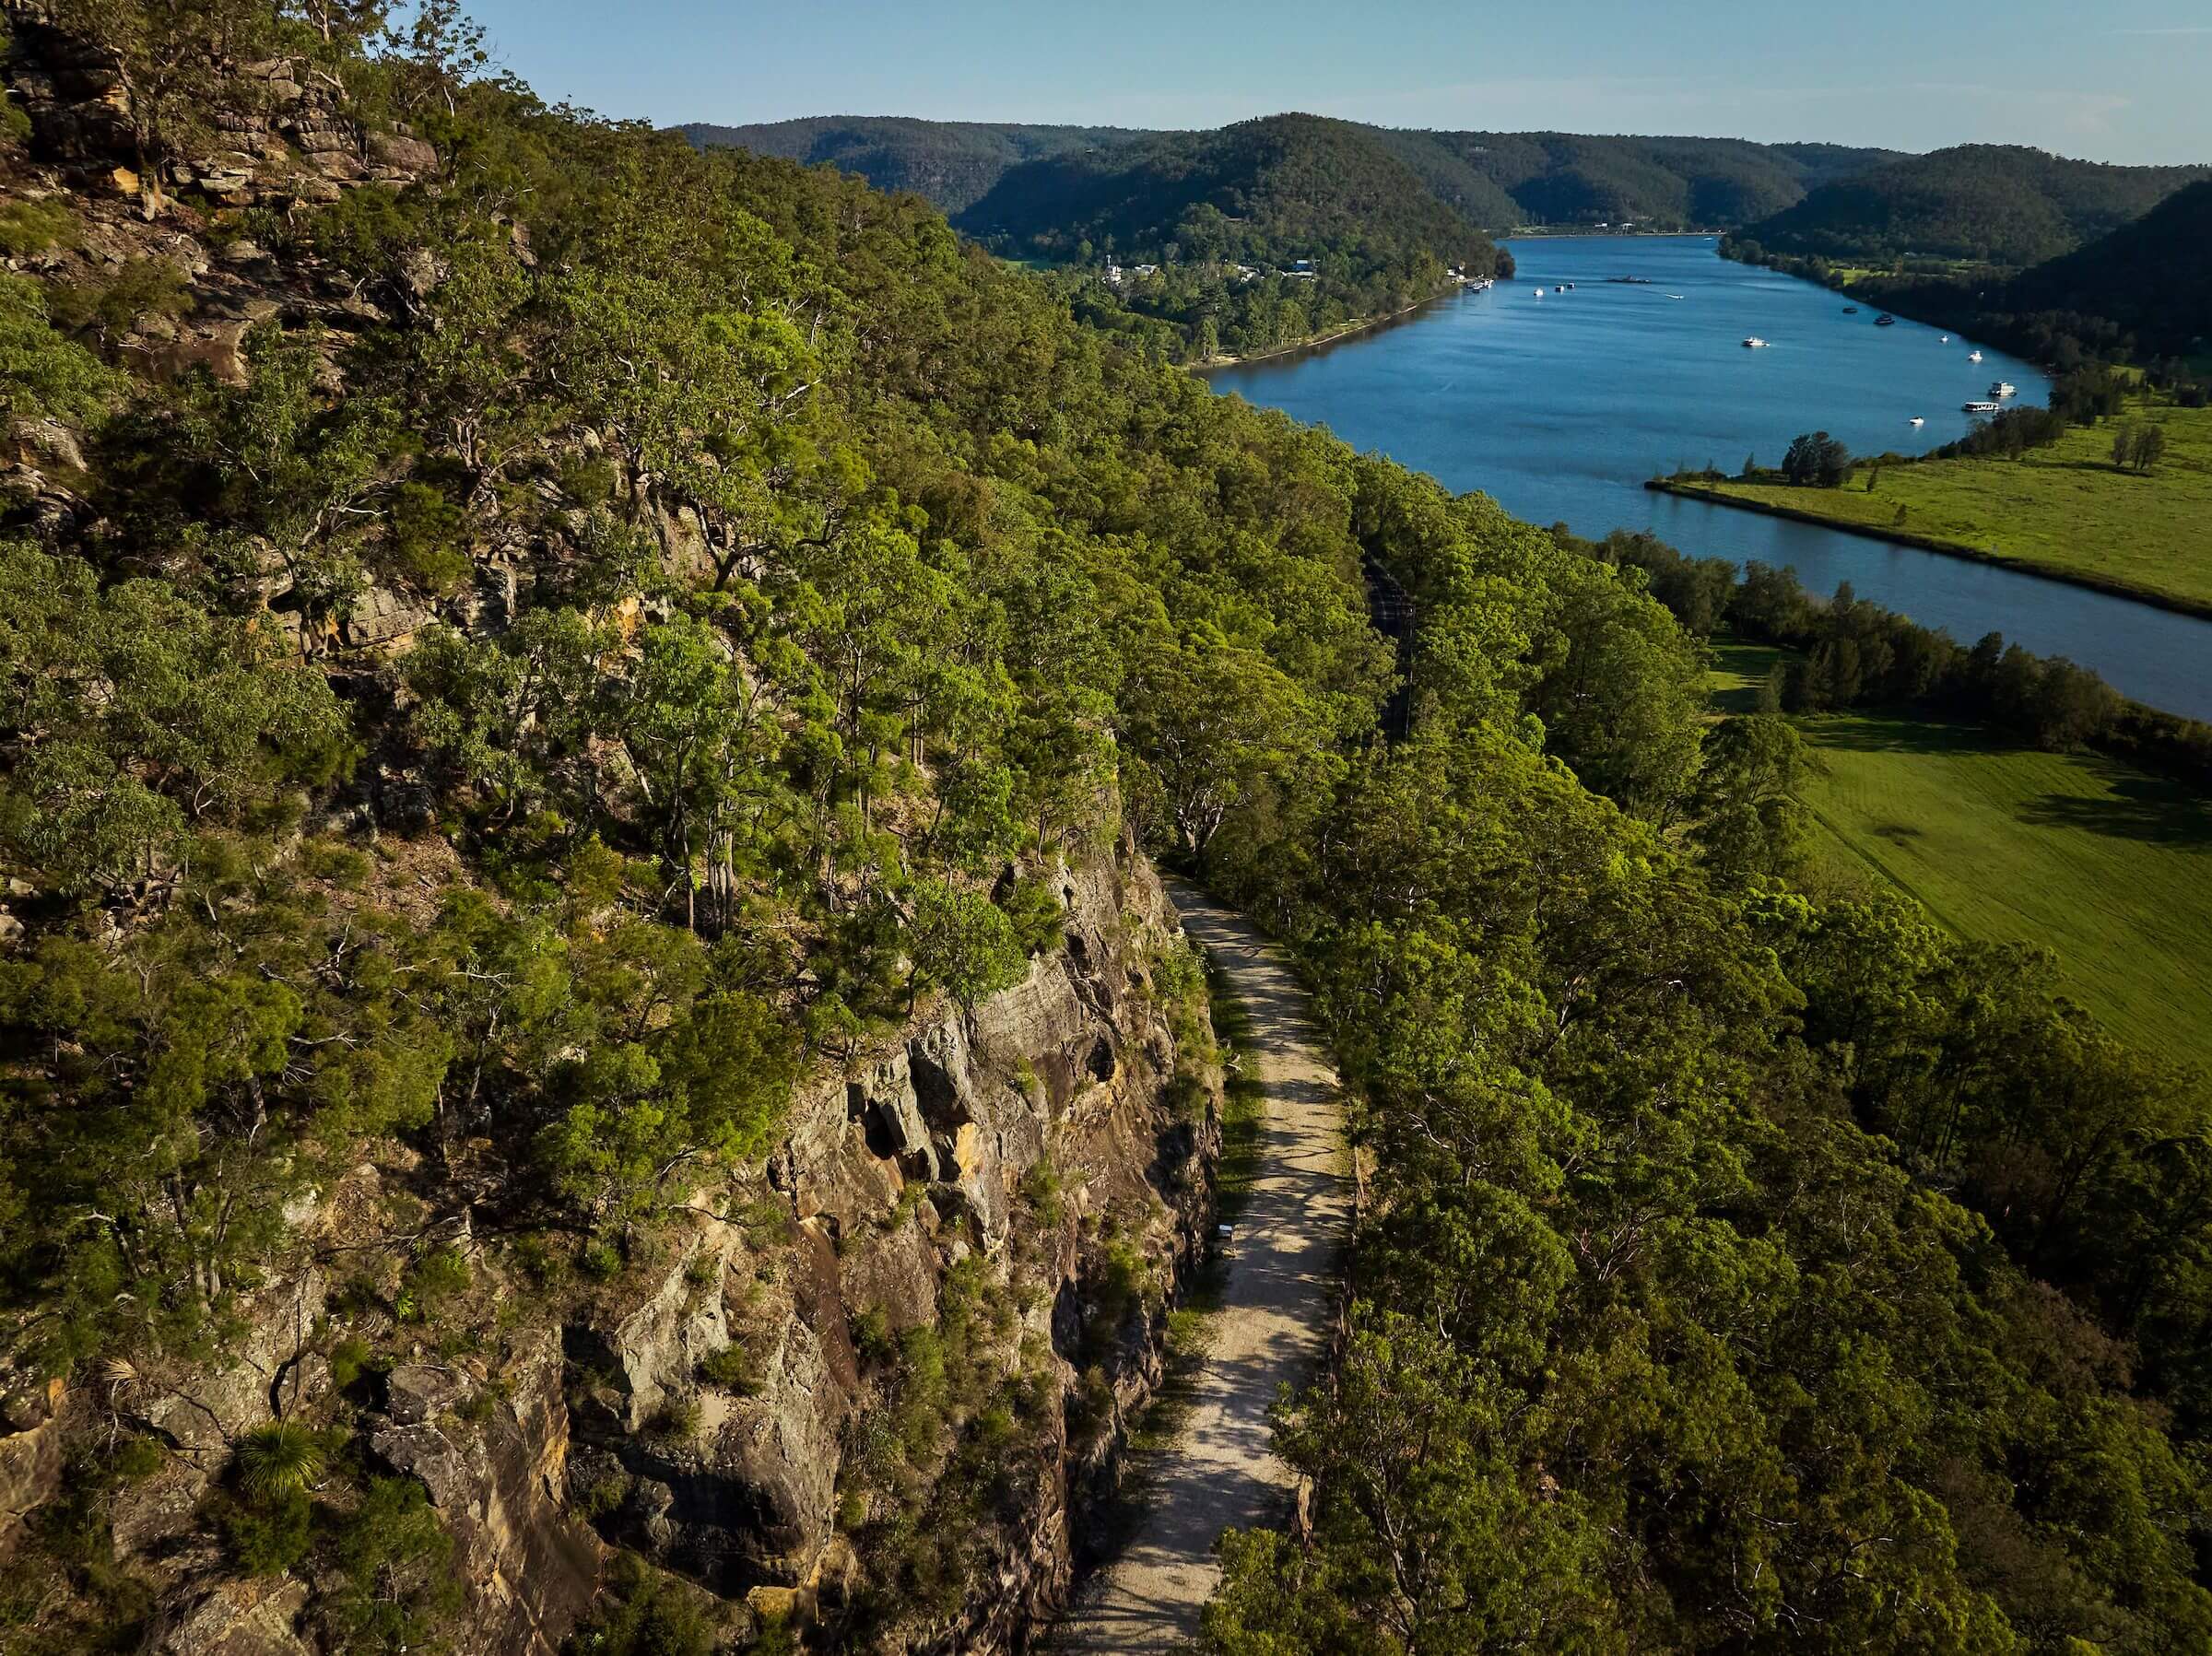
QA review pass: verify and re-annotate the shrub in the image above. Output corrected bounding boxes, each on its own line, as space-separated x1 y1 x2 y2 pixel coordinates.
327 1336 376 1392
579 1239 623 1281
380 480 472 596
651 1394 700 1439
567 1553 718 1656
1019 1160 1065 1227
234 1422 326 1502
223 1486 312 1576
576 1472 630 1521
0 198 73 257
395 1245 470 1323
852 1308 897 1369
698 1343 762 1395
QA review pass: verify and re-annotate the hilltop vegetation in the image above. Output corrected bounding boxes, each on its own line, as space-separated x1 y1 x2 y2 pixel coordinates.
955 113 1493 270
1997 179 2212 362
690 113 1897 233
1391 129 1895 229
959 114 1507 363
1733 143 2209 268
1 6 2210 1655
673 116 1147 215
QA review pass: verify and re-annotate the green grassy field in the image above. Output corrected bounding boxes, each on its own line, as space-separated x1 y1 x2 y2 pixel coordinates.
1790 711 2212 1070
1707 640 1786 715
1688 397 2212 614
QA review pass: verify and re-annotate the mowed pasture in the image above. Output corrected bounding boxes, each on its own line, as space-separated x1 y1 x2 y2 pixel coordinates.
1793 711 2212 1071
1701 397 2212 613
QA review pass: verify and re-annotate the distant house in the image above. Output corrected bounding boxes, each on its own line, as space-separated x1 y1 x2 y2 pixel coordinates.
1104 262 1123 286
1291 258 1313 273
1130 263 1159 277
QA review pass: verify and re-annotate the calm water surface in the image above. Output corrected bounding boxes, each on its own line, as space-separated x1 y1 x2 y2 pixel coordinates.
1205 235 2212 721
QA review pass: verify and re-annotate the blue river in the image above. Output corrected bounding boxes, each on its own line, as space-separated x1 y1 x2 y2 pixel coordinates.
1204 235 2212 722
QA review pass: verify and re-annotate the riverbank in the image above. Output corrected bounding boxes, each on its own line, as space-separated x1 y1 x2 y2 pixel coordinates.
1648 472 2212 622
1194 287 1459 370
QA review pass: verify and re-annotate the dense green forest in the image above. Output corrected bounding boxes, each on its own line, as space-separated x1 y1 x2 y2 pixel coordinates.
1994 180 2212 363
1730 143 2209 268
1386 130 1894 231
691 115 1897 234
1197 509 2212 1653
673 117 1147 217
0 5 2209 1654
952 113 1508 359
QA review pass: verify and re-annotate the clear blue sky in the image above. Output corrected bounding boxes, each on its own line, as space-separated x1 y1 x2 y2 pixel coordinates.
460 0 2212 164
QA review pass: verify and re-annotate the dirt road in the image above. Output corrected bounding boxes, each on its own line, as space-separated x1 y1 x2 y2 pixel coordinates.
1051 879 1347 1653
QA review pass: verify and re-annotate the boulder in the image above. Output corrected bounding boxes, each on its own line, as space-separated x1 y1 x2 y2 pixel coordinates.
0 1409 61 1556
368 131 439 177
150 1578 311 1656
370 1330 602 1656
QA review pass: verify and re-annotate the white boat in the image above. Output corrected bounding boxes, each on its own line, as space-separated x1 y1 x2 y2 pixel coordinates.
1910 417 1925 426
1963 400 2002 413
1666 293 1685 299
1968 350 1983 363
1742 336 1769 348
1939 335 1950 343
1990 381 2017 398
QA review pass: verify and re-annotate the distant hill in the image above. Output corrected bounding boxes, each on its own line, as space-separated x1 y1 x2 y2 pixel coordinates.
1998 179 2212 358
951 113 1500 274
1389 132 1897 230
682 116 1897 232
1735 145 2211 267
673 117 1149 215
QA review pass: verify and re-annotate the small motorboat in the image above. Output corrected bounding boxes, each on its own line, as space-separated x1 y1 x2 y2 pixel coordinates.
1910 417 1925 427
1843 305 1860 314
1939 335 1950 343
1742 336 1770 348
1875 313 1897 326
1968 349 1983 363
1555 285 1567 293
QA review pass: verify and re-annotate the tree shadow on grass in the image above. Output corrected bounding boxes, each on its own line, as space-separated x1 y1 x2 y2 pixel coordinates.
2015 758 2212 849
1806 715 1996 758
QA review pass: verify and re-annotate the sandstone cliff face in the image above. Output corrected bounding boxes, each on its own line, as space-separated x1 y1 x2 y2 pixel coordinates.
562 848 1220 1650
0 847 1215 1656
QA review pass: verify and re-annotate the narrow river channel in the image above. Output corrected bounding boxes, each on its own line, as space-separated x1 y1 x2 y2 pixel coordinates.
1203 235 2212 722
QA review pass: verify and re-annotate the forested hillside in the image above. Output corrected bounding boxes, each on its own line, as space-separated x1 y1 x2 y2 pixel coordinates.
688 116 1896 233
672 117 1147 216
0 6 2209 1656
1734 143 2209 267
953 112 1497 271
1390 129 1895 229
959 113 1507 362
1997 179 2212 361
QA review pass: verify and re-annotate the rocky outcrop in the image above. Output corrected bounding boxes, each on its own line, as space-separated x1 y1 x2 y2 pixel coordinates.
0 1380 63 1556
369 1331 602 1656
564 848 1219 1651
